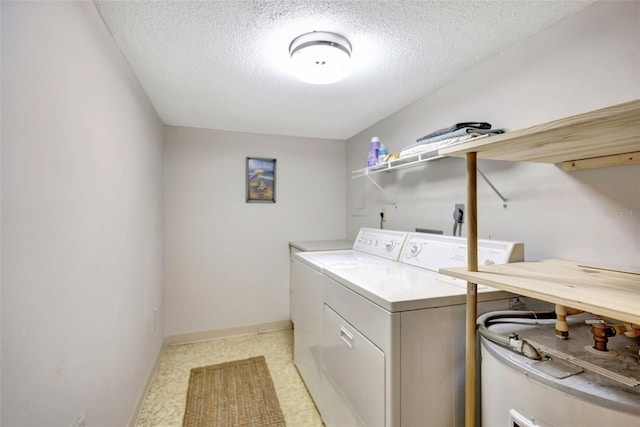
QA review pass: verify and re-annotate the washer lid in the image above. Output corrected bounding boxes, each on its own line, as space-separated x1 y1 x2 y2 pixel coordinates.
324 262 510 312
294 250 393 272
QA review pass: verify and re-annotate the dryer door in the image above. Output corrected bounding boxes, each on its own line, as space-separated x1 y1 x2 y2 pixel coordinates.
321 304 385 427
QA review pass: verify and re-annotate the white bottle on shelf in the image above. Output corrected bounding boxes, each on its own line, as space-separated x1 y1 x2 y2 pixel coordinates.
367 137 380 166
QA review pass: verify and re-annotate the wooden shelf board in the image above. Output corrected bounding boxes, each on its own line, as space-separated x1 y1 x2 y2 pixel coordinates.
440 259 640 325
439 99 640 165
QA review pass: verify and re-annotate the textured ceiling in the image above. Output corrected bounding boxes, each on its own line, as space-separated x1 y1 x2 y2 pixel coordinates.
94 1 596 140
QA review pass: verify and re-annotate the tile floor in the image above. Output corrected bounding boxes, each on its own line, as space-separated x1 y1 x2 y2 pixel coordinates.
136 329 324 426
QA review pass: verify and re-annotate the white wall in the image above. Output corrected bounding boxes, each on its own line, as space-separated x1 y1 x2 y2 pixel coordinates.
1 2 164 426
163 126 345 336
347 0 640 267
0 3 3 423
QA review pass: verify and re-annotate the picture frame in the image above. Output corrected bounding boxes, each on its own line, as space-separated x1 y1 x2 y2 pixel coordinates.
246 157 276 203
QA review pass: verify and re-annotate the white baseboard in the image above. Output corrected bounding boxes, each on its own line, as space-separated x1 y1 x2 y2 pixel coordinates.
129 339 168 427
164 319 293 346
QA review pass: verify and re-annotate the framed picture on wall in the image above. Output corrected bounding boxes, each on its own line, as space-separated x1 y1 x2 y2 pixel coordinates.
246 157 276 203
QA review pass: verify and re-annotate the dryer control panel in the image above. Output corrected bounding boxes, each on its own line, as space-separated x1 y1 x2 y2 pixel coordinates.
353 228 408 261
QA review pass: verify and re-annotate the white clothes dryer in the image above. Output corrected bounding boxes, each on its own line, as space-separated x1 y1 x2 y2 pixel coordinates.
290 228 408 405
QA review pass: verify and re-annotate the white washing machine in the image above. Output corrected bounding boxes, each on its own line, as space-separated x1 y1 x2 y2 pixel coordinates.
480 311 640 427
314 232 530 427
290 228 408 406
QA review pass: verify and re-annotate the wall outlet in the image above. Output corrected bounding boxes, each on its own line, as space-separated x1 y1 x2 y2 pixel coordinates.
379 209 386 229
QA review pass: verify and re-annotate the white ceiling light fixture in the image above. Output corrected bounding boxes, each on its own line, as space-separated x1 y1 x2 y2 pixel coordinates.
289 31 352 85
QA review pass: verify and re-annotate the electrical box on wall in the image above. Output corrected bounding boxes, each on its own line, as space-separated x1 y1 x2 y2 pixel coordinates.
453 203 464 236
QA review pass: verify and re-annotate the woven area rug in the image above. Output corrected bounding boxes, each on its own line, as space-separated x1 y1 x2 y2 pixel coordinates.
183 355 286 427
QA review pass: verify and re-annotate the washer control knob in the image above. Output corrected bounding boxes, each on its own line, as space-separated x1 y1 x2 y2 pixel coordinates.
384 240 395 252
409 243 422 257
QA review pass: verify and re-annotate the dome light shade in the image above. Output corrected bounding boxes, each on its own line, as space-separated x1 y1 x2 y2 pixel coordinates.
289 31 352 85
